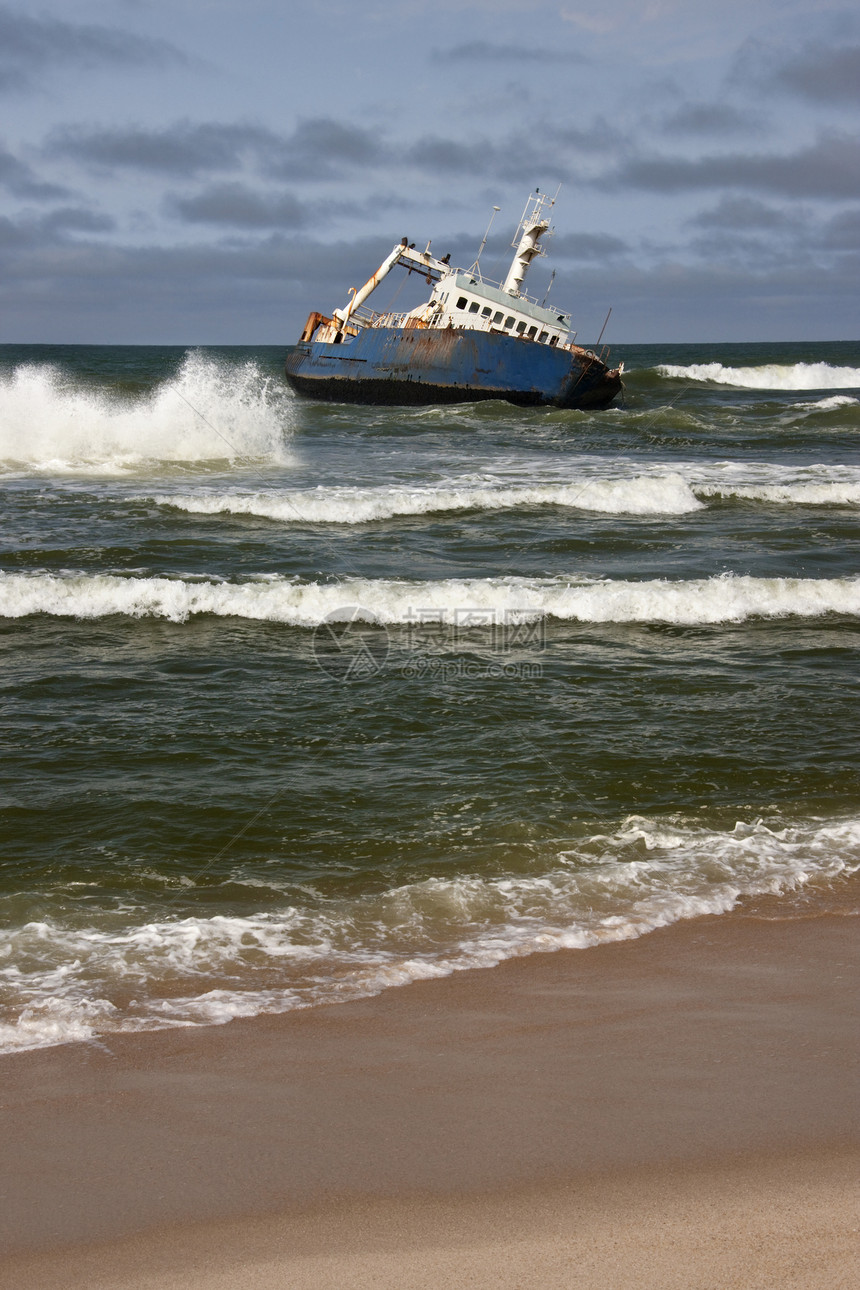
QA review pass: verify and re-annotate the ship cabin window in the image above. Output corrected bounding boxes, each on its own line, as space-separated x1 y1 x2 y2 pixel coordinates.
468 301 480 314
505 316 515 328
493 311 504 323
456 296 468 309
516 320 527 334
539 331 548 343
527 326 537 339
481 306 492 318
549 336 558 347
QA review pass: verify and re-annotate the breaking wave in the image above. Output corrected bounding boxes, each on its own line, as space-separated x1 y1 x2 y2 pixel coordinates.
658 362 860 390
148 473 704 523
0 352 293 474
145 465 860 525
2 570 858 626
792 395 859 411
2 813 857 1053
686 460 860 507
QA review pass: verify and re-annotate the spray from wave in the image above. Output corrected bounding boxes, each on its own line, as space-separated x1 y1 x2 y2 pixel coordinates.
657 362 860 391
2 570 858 626
0 352 293 474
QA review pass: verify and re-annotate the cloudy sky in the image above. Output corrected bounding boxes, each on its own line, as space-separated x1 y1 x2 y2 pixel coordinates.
1 0 857 343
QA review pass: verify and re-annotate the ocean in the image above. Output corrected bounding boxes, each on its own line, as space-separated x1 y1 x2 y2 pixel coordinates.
1 339 859 1055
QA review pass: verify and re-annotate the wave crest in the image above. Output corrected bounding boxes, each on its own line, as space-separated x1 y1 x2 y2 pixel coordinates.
1 570 858 626
699 481 860 506
148 473 703 524
658 361 860 391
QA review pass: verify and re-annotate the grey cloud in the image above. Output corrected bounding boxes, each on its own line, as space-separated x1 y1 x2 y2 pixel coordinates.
661 103 758 137
0 233 391 342
41 208 115 235
686 228 805 272
46 116 384 181
434 41 585 64
773 43 860 105
45 122 278 176
0 214 31 248
0 144 68 199
1 226 857 345
0 5 187 92
601 259 859 342
285 118 380 164
0 206 114 248
406 135 492 174
554 117 627 153
610 133 860 199
688 197 801 231
266 118 384 180
403 118 627 182
404 129 579 183
823 209 860 249
551 231 629 261
169 183 309 229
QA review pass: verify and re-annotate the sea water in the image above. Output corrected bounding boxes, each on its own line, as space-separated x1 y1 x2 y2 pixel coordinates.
1 340 858 1053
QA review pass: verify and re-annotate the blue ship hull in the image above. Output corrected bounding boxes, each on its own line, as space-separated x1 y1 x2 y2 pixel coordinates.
284 326 622 410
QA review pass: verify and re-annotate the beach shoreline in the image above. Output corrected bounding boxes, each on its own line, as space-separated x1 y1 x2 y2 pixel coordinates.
2 899 858 1287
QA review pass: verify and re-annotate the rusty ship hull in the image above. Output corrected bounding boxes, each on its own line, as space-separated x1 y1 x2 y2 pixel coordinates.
284 326 621 410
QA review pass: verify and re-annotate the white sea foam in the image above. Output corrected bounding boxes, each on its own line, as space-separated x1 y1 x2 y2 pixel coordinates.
1 813 857 1053
658 361 860 391
1 570 859 627
792 395 859 411
682 460 860 507
0 353 293 474
148 473 704 524
698 481 860 506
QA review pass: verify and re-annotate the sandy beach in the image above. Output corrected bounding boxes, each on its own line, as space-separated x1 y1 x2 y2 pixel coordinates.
1 900 857 1289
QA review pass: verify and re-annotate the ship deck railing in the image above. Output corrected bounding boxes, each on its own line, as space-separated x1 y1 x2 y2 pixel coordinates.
349 304 413 329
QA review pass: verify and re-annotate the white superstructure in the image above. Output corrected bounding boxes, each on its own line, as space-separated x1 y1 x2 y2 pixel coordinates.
306 191 574 349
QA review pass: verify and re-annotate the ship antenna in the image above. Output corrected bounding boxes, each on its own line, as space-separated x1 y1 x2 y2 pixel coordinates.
470 205 500 279
541 270 556 306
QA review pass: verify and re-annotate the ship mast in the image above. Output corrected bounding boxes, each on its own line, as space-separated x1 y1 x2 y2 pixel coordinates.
502 188 558 297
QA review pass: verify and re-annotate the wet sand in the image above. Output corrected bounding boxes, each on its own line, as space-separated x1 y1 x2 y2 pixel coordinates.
1 903 858 1288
